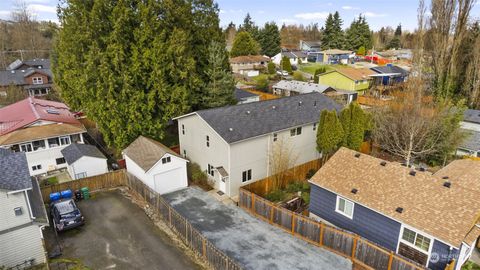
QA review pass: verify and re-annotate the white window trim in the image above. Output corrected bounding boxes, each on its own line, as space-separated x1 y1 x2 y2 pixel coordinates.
335 196 354 219
397 225 434 266
32 77 44 85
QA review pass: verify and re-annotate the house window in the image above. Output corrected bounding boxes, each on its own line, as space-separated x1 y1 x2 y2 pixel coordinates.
32 77 43 84
162 156 171 164
59 136 71 146
75 172 87 179
207 164 214 177
14 207 23 216
335 196 354 219
313 123 317 131
20 143 33 152
56 157 66 165
32 164 42 171
182 124 185 135
242 169 252 182
32 140 46 151
401 227 431 252
290 127 302 136
206 135 210 147
273 133 278 142
71 134 82 143
48 137 60 148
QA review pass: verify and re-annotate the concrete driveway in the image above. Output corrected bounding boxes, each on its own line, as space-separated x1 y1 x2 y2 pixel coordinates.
45 190 201 270
164 187 352 270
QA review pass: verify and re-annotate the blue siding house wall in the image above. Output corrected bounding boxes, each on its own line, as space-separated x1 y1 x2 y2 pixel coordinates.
309 185 402 251
428 240 459 270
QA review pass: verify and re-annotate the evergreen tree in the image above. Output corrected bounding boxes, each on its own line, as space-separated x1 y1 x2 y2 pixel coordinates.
357 46 366 55
267 61 276 74
394 23 402 37
281 56 292 73
238 13 260 41
53 0 228 149
202 41 236 108
339 102 370 150
345 15 372 51
317 110 344 161
258 22 281 57
387 23 402 49
321 11 345 49
230 31 260 57
313 67 326 83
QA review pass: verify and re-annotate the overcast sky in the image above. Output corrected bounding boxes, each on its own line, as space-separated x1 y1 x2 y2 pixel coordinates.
1 0 480 31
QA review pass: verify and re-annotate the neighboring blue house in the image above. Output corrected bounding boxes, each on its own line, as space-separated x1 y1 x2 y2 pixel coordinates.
307 49 354 64
309 147 480 270
370 64 409 85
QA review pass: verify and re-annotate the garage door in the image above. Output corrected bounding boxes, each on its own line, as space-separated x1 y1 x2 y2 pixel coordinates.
153 167 182 194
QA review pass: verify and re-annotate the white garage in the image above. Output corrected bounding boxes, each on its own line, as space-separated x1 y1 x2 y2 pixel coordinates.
123 136 188 195
61 143 108 180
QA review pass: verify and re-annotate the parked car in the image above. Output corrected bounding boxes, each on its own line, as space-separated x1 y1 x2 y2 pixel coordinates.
50 199 84 232
277 70 289 76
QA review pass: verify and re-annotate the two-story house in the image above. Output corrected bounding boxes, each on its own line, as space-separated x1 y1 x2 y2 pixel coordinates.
0 149 49 268
309 147 480 270
318 66 376 94
0 97 86 176
457 109 480 157
0 59 53 97
175 93 342 198
230 55 270 77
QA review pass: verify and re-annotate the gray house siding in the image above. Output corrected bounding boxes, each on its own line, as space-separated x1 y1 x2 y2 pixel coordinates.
428 240 458 270
0 224 46 267
309 184 401 251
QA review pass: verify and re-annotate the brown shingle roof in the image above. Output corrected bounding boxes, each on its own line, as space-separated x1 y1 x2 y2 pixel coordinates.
0 123 86 145
229 55 270 64
310 147 480 247
123 136 183 172
325 67 376 81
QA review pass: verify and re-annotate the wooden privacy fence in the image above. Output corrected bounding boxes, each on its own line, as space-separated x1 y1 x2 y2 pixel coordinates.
40 169 127 202
126 174 242 270
239 188 426 270
243 159 322 196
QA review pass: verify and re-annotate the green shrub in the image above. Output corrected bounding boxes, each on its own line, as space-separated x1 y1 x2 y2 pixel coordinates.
265 189 287 202
301 192 310 205
267 62 276 74
293 71 305 82
188 162 210 186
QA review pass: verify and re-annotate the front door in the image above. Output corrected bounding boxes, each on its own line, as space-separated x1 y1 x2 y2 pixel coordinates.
219 176 227 194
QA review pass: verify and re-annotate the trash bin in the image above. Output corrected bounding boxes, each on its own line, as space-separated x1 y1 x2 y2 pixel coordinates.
81 187 90 200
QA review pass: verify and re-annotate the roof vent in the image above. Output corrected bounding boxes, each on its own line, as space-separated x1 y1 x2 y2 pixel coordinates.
21 69 25 73
380 161 387 166
418 167 426 172
442 176 449 180
46 109 60 115
354 153 361 158
10 70 14 74
246 110 251 115
314 101 317 107
298 101 303 106
272 105 276 110
443 181 451 188
229 128 233 132
351 188 358 194
401 163 407 167
409 171 416 176
395 207 404 213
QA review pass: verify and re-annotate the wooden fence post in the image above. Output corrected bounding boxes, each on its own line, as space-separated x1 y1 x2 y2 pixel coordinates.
202 239 207 259
291 213 296 235
352 236 358 259
169 207 172 227
387 251 394 270
251 193 255 214
319 223 324 246
269 202 274 224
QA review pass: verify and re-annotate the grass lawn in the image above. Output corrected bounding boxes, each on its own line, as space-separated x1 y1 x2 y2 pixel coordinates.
45 176 58 186
462 261 480 270
298 63 333 75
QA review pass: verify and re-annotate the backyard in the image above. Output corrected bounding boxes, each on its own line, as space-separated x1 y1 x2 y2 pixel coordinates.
298 63 333 75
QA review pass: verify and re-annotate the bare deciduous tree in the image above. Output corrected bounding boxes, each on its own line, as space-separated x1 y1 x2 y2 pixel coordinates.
463 30 480 108
268 136 298 191
372 78 465 166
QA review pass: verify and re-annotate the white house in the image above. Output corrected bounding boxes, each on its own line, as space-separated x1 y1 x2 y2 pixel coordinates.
0 149 49 268
175 92 342 199
457 109 480 157
272 50 308 66
0 97 86 176
229 55 270 77
61 143 108 180
272 80 358 104
123 136 188 195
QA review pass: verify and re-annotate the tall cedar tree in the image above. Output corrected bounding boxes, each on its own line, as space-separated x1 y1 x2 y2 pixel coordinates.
281 56 293 73
202 41 236 108
230 31 260 57
238 13 260 41
339 102 370 150
317 110 344 162
267 61 276 74
321 12 345 49
258 22 281 57
53 0 229 149
345 15 372 51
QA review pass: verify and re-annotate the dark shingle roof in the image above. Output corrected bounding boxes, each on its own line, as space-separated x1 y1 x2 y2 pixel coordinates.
194 92 342 143
463 109 480 124
27 178 48 223
235 88 258 101
0 150 32 191
61 143 106 165
0 68 52 86
370 65 408 76
460 129 480 151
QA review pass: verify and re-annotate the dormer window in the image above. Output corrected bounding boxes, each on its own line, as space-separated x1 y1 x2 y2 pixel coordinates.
32 77 43 85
